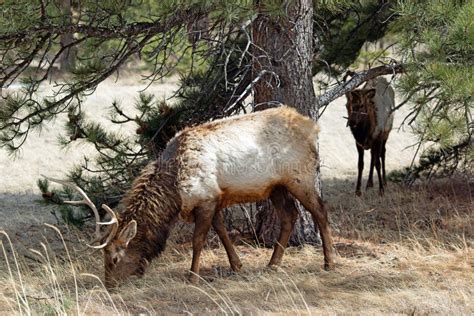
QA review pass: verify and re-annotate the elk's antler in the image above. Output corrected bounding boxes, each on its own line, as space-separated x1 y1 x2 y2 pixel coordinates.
42 175 119 249
93 204 119 249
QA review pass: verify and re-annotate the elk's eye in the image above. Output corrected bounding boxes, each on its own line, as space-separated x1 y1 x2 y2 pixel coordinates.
112 256 119 265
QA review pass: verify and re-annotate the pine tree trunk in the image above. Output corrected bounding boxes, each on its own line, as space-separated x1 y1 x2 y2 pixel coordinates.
58 0 76 72
252 0 322 245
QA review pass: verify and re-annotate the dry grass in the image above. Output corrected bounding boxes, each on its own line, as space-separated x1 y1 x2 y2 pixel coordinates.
1 177 472 315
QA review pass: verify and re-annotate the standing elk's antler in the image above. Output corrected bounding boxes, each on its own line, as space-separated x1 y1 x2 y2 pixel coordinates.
41 175 119 249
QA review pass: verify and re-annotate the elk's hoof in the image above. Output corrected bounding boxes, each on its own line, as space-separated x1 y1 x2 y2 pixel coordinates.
268 256 283 267
188 273 200 284
355 190 362 197
324 262 335 271
378 189 385 196
366 181 374 189
267 264 280 271
230 260 242 272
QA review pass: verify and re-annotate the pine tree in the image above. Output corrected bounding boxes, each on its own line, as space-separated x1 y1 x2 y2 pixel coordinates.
251 0 321 245
392 1 473 181
251 0 399 245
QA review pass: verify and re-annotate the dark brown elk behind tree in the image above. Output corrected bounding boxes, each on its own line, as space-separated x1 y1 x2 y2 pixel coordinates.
345 77 395 196
46 106 335 288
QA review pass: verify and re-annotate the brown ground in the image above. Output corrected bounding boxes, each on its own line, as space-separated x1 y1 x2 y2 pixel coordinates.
0 78 472 314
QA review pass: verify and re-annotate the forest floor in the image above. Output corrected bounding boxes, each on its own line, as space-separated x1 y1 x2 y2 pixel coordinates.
0 78 472 314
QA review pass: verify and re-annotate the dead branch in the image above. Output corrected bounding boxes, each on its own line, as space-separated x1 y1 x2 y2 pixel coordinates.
317 63 405 108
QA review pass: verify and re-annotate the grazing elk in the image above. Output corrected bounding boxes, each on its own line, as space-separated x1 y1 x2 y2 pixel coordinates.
345 77 395 196
46 106 334 288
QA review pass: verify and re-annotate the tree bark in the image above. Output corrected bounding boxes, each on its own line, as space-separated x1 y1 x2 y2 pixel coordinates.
58 0 76 72
252 0 321 246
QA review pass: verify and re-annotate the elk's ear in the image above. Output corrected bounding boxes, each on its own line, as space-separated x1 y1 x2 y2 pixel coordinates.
366 89 376 99
117 220 137 247
347 90 362 101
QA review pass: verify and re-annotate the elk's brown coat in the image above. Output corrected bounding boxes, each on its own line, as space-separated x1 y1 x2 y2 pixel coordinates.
345 77 395 196
96 106 334 287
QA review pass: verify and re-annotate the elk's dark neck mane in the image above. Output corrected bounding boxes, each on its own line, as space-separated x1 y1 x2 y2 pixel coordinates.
350 123 372 148
121 159 181 260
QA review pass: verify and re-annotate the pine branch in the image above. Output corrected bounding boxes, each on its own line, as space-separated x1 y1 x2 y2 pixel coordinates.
0 8 209 42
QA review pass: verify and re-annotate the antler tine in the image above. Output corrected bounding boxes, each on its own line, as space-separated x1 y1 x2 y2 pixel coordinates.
87 204 119 249
101 204 118 224
42 175 102 238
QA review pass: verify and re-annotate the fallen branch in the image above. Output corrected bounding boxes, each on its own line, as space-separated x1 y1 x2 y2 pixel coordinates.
317 63 405 107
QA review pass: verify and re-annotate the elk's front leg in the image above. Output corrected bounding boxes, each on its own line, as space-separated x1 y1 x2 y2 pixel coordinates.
189 207 214 284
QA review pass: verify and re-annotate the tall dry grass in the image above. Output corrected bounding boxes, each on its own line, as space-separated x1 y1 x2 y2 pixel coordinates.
1 177 472 314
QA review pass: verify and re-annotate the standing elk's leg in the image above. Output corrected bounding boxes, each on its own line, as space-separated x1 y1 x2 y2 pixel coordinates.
373 140 384 196
367 148 375 190
288 183 335 271
356 144 365 196
268 186 298 266
381 139 387 186
189 207 215 284
212 209 242 272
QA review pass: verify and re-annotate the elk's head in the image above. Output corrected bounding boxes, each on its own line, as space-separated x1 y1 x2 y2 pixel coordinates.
44 177 148 289
94 209 149 289
345 89 376 129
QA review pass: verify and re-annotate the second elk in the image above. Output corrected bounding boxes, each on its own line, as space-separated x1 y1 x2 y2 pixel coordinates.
345 77 395 196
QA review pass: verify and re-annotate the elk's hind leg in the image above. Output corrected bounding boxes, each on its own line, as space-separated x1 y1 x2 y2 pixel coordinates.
373 140 384 195
189 206 215 284
367 149 375 189
381 139 387 185
356 144 365 195
268 186 298 266
287 182 335 271
212 209 242 272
